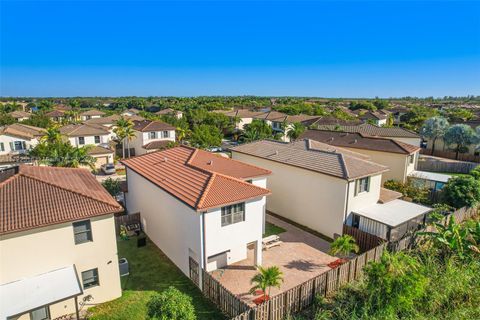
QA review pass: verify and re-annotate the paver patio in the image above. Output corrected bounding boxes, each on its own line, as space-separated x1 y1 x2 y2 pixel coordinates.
210 214 337 305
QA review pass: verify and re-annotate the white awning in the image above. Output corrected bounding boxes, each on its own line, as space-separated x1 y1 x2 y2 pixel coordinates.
0 265 82 320
354 199 431 228
409 170 451 183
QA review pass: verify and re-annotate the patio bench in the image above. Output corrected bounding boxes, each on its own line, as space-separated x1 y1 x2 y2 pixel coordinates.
262 235 282 250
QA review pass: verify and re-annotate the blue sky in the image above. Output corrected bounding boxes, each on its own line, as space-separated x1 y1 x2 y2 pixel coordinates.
1 1 479 97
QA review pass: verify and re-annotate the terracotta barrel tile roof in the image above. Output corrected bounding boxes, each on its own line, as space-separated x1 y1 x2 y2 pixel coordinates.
80 109 106 116
231 139 388 180
0 166 122 235
121 146 271 211
132 120 176 132
142 140 172 150
60 123 110 136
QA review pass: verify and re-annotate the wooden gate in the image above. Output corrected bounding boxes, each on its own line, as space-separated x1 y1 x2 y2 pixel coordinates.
189 257 199 287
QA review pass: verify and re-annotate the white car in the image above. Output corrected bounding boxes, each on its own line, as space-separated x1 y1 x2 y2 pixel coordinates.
101 163 116 175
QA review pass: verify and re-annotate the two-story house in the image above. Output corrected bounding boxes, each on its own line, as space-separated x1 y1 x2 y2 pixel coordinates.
155 108 183 119
231 139 431 242
253 111 321 142
122 146 271 277
80 109 106 121
130 120 176 156
300 129 420 183
0 166 123 320
0 123 45 156
8 111 31 122
60 123 114 167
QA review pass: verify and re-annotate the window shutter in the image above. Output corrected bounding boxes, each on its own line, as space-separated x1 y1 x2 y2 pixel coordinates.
0 142 4 151
354 180 358 196
22 141 26 150
367 177 371 192
9 142 14 151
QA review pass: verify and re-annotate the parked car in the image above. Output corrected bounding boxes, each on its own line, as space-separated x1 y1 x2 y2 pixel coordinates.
207 146 222 152
101 163 116 175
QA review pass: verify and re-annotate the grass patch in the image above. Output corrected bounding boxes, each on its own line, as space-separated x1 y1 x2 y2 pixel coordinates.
87 237 226 320
432 171 469 177
263 222 286 237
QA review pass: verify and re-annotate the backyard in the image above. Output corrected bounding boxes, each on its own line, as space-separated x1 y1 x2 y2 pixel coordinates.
87 237 226 320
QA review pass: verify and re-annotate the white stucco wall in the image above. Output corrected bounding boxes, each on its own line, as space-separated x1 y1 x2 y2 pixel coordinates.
0 135 39 155
388 137 421 147
0 215 121 319
125 168 265 274
130 130 176 156
68 134 109 148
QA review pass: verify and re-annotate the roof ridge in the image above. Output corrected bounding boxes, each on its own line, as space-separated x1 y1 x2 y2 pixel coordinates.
19 170 121 210
196 172 217 209
337 153 349 179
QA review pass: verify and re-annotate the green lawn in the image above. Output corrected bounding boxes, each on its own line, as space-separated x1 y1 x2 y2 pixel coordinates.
87 237 226 320
263 222 286 238
432 171 469 177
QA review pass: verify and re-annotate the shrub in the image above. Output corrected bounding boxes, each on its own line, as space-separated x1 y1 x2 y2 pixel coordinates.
383 179 430 204
443 176 480 209
469 166 480 180
147 286 196 320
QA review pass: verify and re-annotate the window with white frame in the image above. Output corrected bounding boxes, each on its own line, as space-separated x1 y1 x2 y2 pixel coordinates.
94 135 101 144
409 154 415 164
221 203 245 226
30 306 50 320
149 131 157 139
355 177 370 195
162 130 170 138
81 268 99 289
11 141 26 151
73 220 92 244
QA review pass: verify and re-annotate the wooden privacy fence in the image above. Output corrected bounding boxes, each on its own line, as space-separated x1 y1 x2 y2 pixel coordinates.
419 150 480 167
114 212 140 235
342 224 384 252
231 244 387 320
206 206 478 320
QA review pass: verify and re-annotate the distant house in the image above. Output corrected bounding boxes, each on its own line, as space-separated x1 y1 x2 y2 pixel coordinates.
314 123 421 146
389 106 409 125
0 166 123 320
84 114 145 131
60 124 114 167
0 123 45 156
122 146 271 276
155 108 183 119
121 108 141 117
130 120 176 156
80 109 106 121
231 139 430 241
300 129 420 183
358 110 390 126
8 110 31 122
45 109 68 122
253 111 321 142
212 109 267 131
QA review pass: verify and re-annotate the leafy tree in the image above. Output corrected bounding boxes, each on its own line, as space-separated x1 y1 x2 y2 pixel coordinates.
101 178 121 197
401 105 438 130
113 117 135 158
147 286 196 320
22 113 52 128
364 251 427 315
38 100 54 110
329 235 359 257
41 125 62 144
349 101 377 111
442 176 480 208
372 99 390 110
189 124 222 148
250 266 284 299
331 107 356 121
0 113 15 125
286 122 305 141
30 142 96 169
443 124 477 159
420 117 449 155
446 108 475 122
243 119 273 142
383 179 430 205
204 112 234 132
469 166 480 180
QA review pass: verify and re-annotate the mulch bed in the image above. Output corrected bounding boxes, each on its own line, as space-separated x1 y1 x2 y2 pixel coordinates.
327 258 349 269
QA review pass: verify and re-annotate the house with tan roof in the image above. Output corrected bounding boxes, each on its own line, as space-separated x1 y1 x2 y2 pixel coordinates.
314 123 421 146
231 139 430 240
45 109 68 122
79 109 106 121
8 110 31 122
60 124 114 167
358 110 390 126
253 111 321 141
212 109 267 131
0 123 45 156
300 129 421 183
155 108 183 119
121 108 140 117
130 119 176 156
122 146 271 276
0 166 123 320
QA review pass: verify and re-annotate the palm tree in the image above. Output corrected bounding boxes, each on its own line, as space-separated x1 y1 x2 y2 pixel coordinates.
329 235 360 258
286 122 305 141
176 127 190 144
243 129 259 143
250 266 284 300
124 126 136 158
113 117 134 158
41 125 62 144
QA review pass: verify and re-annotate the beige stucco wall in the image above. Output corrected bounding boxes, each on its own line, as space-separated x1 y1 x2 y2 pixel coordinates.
386 136 421 147
232 152 350 238
426 137 479 156
337 147 415 183
0 214 122 319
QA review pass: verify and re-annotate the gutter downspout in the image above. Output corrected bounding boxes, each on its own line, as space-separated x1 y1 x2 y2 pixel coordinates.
200 212 207 291
343 181 351 233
